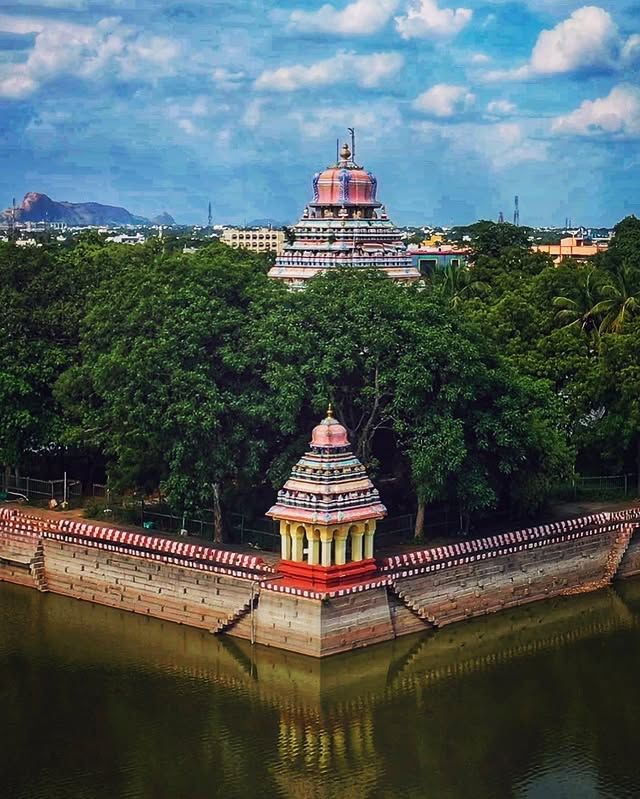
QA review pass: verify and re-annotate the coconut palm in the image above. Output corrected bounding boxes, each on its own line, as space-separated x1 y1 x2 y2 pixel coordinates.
436 263 489 309
552 267 601 334
590 262 640 334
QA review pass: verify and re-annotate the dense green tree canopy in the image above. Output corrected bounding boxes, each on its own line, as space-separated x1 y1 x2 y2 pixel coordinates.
2 216 640 541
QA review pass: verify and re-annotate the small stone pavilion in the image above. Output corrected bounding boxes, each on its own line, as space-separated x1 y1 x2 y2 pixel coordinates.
267 406 387 588
268 134 420 289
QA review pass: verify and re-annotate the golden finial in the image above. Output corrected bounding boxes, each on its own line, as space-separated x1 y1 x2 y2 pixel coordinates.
326 402 334 418
340 142 351 161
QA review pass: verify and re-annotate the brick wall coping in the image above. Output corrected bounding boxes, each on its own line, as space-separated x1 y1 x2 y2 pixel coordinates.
261 576 393 601
385 523 634 582
380 511 640 571
3 507 640 598
261 516 639 599
0 508 275 576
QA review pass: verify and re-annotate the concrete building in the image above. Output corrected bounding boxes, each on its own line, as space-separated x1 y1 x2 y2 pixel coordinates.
221 227 285 255
411 247 470 274
532 235 609 265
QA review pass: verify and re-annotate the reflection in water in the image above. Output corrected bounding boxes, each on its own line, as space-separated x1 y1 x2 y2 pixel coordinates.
2 581 640 798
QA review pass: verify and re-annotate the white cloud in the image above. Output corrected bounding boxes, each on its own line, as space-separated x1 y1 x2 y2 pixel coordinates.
622 34 640 68
470 52 491 64
242 98 265 128
395 0 472 40
288 100 401 139
413 118 548 168
484 6 621 81
3 0 87 7
212 67 245 89
289 0 399 35
0 15 180 98
486 99 516 115
413 83 474 117
552 85 640 138
254 51 403 91
177 118 201 136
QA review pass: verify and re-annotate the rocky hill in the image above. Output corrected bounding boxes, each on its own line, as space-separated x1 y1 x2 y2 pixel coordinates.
2 192 152 226
151 212 176 225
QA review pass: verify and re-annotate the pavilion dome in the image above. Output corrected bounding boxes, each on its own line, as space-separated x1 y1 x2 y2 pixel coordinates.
310 406 349 448
266 406 387 526
311 142 380 207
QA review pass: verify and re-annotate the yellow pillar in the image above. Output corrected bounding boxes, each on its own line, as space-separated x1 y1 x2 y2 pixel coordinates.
334 527 348 566
306 528 320 565
364 521 376 559
320 528 334 567
291 526 306 562
280 521 291 560
351 526 364 562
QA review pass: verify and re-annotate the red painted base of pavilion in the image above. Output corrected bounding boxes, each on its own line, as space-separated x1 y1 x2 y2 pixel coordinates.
277 558 378 589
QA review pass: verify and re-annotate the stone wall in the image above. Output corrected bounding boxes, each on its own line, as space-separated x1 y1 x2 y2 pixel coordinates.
0 521 40 589
1 507 639 657
390 527 623 627
42 540 256 631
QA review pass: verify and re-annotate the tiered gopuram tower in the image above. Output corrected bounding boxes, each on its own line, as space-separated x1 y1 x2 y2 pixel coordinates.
267 406 387 588
268 138 420 289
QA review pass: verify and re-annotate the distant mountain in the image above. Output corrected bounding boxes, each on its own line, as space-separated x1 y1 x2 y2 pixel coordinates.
151 212 176 225
2 192 149 226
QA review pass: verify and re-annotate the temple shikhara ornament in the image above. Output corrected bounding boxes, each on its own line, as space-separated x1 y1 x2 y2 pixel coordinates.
268 132 421 289
266 406 387 588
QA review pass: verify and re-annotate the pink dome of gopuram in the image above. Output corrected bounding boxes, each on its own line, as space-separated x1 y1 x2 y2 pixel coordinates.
268 131 420 289
312 143 379 207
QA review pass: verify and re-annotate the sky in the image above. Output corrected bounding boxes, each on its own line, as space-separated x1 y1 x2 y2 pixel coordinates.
0 0 638 226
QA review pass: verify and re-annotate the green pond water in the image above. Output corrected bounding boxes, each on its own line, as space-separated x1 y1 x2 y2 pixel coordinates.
2 580 640 799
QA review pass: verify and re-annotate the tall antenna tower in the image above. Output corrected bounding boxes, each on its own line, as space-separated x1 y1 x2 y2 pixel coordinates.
9 196 16 237
513 195 520 226
207 201 212 228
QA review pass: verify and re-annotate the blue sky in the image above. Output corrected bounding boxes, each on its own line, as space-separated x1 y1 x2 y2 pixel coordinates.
0 0 638 226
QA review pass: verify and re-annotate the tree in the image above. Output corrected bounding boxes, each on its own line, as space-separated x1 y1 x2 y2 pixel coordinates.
430 262 489 309
590 262 640 334
596 323 640 492
552 266 602 336
0 238 122 475
57 244 274 542
449 221 532 260
247 269 571 539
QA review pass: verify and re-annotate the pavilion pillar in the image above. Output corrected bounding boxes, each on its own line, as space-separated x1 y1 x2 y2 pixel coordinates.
334 528 348 566
280 521 291 560
350 527 364 562
363 521 376 559
291 526 306 562
306 528 320 565
320 528 334 567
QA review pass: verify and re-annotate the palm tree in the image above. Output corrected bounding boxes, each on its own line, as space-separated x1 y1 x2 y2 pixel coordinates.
436 263 489 309
552 267 601 335
589 262 640 334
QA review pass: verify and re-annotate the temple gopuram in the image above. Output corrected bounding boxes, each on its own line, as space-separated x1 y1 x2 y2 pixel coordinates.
268 136 421 289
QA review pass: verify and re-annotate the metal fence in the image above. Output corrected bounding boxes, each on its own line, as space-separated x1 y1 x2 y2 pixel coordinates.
1 473 82 504
226 512 420 553
228 513 280 552
559 474 639 499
